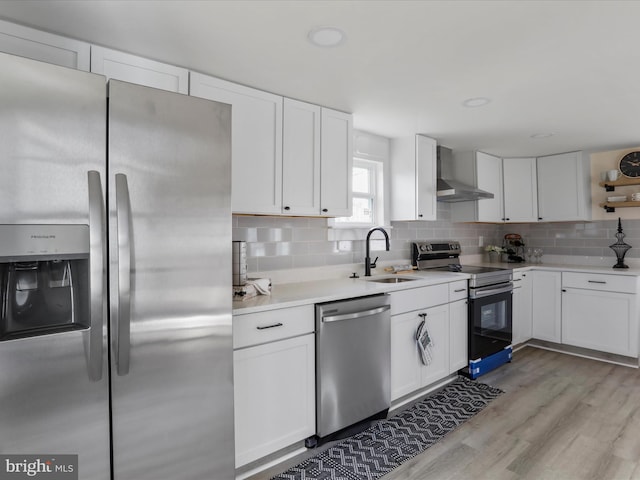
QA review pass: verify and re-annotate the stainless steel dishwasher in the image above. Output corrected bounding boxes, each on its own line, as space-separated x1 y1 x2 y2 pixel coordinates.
311 293 391 446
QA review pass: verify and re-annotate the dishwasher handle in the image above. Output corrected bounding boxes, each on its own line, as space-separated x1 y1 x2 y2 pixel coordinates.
322 304 391 323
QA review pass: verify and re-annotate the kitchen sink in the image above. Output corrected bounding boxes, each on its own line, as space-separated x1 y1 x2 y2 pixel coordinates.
365 276 418 283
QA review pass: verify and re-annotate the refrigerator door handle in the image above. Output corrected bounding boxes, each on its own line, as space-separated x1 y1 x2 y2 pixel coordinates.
87 170 105 381
115 173 132 376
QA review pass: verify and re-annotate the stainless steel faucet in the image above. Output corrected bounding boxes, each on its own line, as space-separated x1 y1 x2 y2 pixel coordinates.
364 227 390 276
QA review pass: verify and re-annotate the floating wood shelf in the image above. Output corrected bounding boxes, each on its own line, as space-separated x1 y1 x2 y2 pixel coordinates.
599 178 640 192
599 200 640 212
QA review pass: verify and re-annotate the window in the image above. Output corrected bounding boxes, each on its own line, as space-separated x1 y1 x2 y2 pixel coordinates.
334 158 383 227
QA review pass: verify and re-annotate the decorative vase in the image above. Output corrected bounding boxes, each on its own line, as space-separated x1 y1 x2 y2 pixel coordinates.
610 217 631 269
488 251 498 263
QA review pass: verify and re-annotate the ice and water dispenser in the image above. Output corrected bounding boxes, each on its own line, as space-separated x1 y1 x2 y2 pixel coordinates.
0 225 90 340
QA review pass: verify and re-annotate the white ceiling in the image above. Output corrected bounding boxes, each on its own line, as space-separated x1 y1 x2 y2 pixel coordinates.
0 0 638 157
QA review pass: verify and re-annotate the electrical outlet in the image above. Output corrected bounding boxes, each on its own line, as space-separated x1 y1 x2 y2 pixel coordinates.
478 236 484 247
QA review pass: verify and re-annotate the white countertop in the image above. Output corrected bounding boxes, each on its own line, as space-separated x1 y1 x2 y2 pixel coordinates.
470 260 640 276
233 271 469 315
233 261 640 315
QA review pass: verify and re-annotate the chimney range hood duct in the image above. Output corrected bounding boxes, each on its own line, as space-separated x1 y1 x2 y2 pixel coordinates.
436 146 494 202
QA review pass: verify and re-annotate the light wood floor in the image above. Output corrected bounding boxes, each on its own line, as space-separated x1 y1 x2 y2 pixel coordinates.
250 347 640 479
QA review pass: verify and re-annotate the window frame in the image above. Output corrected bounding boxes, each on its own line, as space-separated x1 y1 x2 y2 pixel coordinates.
332 157 384 228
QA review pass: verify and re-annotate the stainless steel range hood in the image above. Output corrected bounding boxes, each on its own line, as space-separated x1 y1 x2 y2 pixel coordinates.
436 146 494 202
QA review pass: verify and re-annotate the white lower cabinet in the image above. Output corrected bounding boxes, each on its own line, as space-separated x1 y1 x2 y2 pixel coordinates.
512 271 533 345
233 306 315 467
531 270 562 343
561 272 639 357
449 299 468 372
391 303 449 401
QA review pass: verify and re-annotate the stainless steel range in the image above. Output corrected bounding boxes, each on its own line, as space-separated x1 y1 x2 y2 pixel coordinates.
411 241 513 379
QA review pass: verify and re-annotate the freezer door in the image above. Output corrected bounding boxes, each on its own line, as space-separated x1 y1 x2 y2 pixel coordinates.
0 53 110 478
108 81 234 479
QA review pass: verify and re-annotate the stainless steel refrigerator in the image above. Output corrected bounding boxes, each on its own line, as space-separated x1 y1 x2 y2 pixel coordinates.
0 52 234 479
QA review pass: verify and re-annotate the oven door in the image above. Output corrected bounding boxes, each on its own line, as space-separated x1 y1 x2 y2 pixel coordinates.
468 283 513 361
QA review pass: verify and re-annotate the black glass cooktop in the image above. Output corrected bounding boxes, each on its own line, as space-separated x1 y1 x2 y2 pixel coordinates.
436 264 510 275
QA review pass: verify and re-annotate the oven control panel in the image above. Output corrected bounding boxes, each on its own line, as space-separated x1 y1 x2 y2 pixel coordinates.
411 240 461 268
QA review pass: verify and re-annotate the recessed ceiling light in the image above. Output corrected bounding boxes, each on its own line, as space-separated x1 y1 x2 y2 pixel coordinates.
530 133 554 139
307 27 346 48
462 97 491 108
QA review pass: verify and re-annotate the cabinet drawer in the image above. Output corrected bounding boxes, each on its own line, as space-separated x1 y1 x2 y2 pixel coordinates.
390 283 449 315
233 305 314 349
562 272 638 294
448 280 468 302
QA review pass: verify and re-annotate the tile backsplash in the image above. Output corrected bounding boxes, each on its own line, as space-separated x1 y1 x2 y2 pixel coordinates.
233 203 504 273
507 218 640 259
233 203 640 274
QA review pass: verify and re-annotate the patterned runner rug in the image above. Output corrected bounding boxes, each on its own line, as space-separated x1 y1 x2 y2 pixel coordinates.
271 376 503 480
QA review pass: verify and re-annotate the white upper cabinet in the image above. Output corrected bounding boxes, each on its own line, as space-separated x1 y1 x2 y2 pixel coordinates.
450 151 503 222
191 74 351 217
320 108 353 217
502 157 538 222
190 72 283 215
476 152 505 222
0 19 90 70
537 151 591 222
451 151 589 224
276 100 354 217
390 135 437 221
91 46 188 93
282 99 321 215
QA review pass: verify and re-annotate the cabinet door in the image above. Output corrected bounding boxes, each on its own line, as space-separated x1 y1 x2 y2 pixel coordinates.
562 289 638 357
503 157 538 222
282 99 321 215
512 272 533 345
390 312 423 401
476 152 504 222
390 135 437 221
320 108 353 217
390 136 416 221
419 304 450 386
233 334 315 467
190 72 283 214
531 270 562 342
537 151 590 221
91 46 188 93
416 135 437 221
0 19 90 70
449 299 468 373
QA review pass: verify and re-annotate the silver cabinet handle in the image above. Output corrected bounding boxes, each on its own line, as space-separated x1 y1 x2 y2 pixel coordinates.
256 323 283 330
322 304 390 323
87 171 105 382
469 284 513 299
115 173 132 376
588 280 607 284
454 288 466 292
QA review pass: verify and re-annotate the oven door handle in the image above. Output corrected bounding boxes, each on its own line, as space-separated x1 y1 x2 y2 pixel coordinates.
470 283 513 299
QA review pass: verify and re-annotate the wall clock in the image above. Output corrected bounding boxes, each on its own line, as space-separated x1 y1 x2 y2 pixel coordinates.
619 151 640 178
